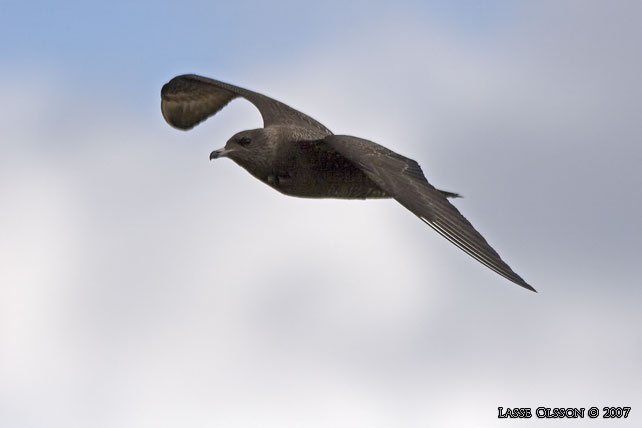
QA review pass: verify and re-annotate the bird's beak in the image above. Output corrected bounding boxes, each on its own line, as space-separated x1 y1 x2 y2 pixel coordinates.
210 147 233 160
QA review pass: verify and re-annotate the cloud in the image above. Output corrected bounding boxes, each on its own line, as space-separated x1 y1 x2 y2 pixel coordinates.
1 2 641 426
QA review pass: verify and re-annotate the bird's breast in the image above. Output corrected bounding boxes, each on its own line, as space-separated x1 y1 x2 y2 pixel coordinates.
254 138 390 199
264 166 389 199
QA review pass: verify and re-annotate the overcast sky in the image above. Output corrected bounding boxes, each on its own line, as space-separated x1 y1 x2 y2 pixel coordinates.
1 1 641 427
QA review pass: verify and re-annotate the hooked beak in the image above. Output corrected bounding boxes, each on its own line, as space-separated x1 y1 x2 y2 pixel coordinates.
210 147 233 160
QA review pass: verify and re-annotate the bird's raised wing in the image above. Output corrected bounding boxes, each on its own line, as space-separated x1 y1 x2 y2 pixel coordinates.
161 74 332 136
323 135 535 291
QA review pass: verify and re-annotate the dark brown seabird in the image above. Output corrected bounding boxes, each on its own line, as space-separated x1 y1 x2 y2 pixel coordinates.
161 74 535 292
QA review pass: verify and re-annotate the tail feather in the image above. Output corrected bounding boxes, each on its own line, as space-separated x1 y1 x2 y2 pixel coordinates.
438 189 461 199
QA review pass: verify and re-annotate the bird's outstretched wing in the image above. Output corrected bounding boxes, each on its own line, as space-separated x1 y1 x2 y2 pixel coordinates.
323 135 535 291
161 74 332 136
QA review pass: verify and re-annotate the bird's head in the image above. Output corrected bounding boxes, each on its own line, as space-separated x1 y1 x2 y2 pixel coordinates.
209 128 280 172
210 126 315 176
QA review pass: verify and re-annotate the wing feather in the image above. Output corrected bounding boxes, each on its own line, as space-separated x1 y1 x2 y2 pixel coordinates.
161 74 332 135
324 135 535 291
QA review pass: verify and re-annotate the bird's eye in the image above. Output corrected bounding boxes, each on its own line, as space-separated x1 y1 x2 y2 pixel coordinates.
238 136 252 146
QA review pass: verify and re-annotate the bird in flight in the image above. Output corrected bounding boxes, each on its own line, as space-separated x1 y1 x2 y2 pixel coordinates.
161 74 535 291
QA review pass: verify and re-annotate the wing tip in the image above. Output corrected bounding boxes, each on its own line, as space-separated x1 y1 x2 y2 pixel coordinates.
502 268 536 292
418 216 536 293
515 279 537 293
160 74 238 130
160 101 200 131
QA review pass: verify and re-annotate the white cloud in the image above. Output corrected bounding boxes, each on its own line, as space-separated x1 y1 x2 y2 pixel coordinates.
1 3 642 426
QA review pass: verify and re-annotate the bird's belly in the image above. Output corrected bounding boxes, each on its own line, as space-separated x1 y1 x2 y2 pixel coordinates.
266 171 389 199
